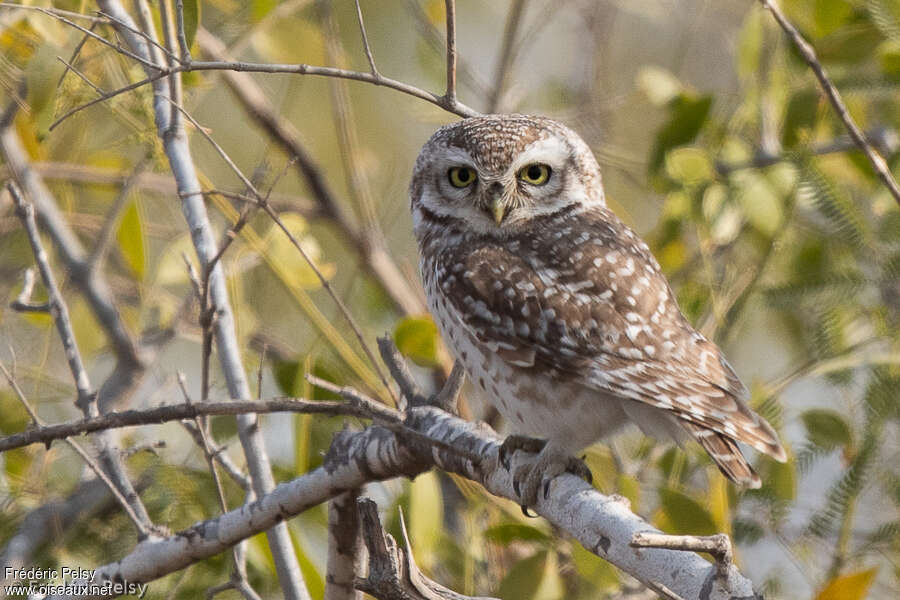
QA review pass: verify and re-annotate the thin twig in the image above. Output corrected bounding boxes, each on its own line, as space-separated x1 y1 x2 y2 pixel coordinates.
9 268 49 313
166 97 398 406
55 56 105 95
0 397 366 453
196 28 426 316
630 532 733 580
0 359 150 535
174 0 192 62
57 21 101 90
353 0 378 77
760 0 900 207
10 182 93 411
443 0 458 102
50 57 478 131
88 155 149 271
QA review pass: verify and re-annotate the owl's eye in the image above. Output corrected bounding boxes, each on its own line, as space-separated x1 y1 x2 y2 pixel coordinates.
448 166 477 188
518 163 552 185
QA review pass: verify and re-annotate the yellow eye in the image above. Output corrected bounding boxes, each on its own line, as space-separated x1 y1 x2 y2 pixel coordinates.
448 166 477 188
518 163 552 185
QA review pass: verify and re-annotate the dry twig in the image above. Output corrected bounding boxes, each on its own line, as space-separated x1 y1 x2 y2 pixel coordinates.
759 0 900 207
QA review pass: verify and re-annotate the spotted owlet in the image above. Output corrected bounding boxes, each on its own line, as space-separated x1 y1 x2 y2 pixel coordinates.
409 115 786 506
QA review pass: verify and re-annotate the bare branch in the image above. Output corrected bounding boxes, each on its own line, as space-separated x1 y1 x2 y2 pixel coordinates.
353 0 378 77
355 498 498 600
760 0 900 207
196 28 427 317
166 97 398 405
174 0 192 62
10 181 94 411
95 1 310 594
630 532 733 580
433 361 465 415
443 0 458 102
324 490 364 600
9 268 49 313
0 358 151 535
0 397 365 453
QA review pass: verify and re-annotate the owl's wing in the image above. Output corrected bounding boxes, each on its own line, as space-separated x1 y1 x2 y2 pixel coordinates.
438 206 785 461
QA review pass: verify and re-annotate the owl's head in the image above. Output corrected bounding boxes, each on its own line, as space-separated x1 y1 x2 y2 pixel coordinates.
409 115 604 238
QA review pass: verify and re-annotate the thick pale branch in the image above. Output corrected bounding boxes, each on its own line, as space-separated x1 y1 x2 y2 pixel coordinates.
65 405 759 600
324 490 364 600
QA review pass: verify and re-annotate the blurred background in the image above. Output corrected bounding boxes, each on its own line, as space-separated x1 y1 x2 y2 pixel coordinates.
0 0 898 598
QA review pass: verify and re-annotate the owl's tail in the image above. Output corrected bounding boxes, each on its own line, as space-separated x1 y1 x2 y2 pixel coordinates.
683 422 761 489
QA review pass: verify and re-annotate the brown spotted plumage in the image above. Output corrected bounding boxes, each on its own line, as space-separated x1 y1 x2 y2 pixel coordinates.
410 115 786 493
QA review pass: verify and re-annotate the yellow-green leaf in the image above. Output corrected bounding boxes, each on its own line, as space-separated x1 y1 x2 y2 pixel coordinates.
496 550 563 600
394 316 440 367
815 567 878 600
571 542 620 592
181 0 200 50
408 471 443 573
117 200 145 279
665 147 713 186
656 488 718 535
264 214 335 289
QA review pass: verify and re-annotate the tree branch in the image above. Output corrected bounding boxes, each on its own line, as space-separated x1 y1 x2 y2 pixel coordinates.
95 2 309 597
324 490 364 600
759 0 900 207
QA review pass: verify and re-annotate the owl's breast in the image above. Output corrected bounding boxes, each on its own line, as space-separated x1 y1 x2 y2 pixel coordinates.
421 251 630 451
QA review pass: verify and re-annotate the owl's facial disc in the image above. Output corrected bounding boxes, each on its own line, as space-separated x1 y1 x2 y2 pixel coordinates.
411 115 606 239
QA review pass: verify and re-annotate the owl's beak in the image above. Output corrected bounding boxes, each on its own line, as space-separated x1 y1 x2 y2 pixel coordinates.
490 196 507 225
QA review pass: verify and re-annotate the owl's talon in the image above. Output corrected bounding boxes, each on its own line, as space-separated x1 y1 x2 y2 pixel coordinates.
520 505 537 518
499 434 547 471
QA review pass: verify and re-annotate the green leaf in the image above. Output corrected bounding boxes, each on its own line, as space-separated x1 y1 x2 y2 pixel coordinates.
649 93 713 179
251 0 278 21
26 43 66 137
737 7 764 79
815 567 879 600
571 542 620 592
664 147 713 186
636 65 683 106
496 551 563 600
288 524 325 600
782 90 820 148
408 471 443 573
814 0 853 37
117 200 145 279
801 408 853 450
181 0 200 50
265 214 335 289
394 316 440 367
733 170 784 237
656 488 718 535
484 523 550 545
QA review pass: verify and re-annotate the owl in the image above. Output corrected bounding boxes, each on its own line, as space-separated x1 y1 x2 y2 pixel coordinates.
409 115 786 507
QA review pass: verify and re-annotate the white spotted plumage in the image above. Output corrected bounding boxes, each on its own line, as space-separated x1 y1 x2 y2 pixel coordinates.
410 115 786 488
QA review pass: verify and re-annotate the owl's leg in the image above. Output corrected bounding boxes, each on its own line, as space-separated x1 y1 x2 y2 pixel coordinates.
500 437 592 512
498 434 547 470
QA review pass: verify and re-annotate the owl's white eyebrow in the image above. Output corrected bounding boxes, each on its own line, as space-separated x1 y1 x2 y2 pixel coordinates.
511 137 569 170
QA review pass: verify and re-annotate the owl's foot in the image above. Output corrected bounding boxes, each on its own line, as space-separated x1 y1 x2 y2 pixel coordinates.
498 434 547 471
500 437 592 515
